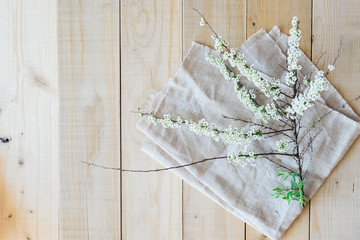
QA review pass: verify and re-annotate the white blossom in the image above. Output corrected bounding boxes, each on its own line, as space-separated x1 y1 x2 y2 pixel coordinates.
209 33 282 101
286 16 302 86
227 150 257 166
205 52 267 120
303 75 311 87
205 53 239 83
148 112 157 124
285 71 297 85
286 70 329 118
205 53 283 121
186 119 263 147
211 35 229 52
276 140 289 153
148 113 183 128
265 103 283 120
233 83 271 121
148 112 263 147
327 64 335 71
224 50 283 100
291 16 298 26
200 17 205 26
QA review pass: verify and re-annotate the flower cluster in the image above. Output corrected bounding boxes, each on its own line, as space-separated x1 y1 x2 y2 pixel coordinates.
211 35 229 52
186 118 263 147
205 53 241 83
285 71 297 86
148 113 263 147
285 16 302 85
286 70 329 118
327 64 335 72
206 53 283 121
148 113 183 128
228 52 283 100
265 103 283 120
200 17 205 26
276 140 289 153
233 84 269 121
227 150 257 166
185 118 221 141
205 53 264 120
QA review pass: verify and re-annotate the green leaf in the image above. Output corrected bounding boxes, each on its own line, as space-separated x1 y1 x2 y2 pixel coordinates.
272 193 280 198
287 192 292 199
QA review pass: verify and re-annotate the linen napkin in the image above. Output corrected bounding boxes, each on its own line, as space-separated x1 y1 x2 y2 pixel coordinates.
136 26 360 240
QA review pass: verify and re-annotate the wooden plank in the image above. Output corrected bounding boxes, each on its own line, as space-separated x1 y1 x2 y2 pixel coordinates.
121 0 182 239
310 0 360 239
58 0 120 239
247 0 312 58
183 1 246 239
246 0 312 239
0 0 58 239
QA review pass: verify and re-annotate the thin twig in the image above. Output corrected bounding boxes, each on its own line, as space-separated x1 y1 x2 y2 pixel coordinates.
278 64 289 73
193 8 231 53
82 161 120 170
222 115 277 131
298 95 360 144
281 92 294 99
314 50 327 67
120 152 296 173
277 99 291 107
262 156 294 173
332 36 343 66
122 157 225 173
299 129 322 159
81 153 296 173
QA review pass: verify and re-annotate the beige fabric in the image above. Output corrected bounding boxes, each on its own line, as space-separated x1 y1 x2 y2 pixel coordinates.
137 26 360 240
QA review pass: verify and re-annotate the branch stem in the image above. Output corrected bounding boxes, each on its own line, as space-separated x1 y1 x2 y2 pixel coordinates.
120 152 295 173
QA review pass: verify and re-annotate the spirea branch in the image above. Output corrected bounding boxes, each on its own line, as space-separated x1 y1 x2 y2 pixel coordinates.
82 10 358 207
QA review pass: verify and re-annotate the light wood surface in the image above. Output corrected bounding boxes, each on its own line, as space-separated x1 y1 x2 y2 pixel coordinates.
0 0 59 239
58 0 120 239
0 0 359 239
121 0 182 239
310 0 360 239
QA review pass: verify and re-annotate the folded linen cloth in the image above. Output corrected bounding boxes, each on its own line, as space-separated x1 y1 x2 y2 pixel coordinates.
137 26 360 240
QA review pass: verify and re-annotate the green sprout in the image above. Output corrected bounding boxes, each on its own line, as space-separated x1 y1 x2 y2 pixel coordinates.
272 167 307 206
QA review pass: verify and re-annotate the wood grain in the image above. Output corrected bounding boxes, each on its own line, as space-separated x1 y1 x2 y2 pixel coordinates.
0 0 58 239
0 0 359 239
121 0 182 239
247 0 312 58
58 0 120 239
246 1 312 239
311 0 360 239
182 1 246 239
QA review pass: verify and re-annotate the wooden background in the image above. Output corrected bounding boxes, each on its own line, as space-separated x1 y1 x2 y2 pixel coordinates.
0 0 359 239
